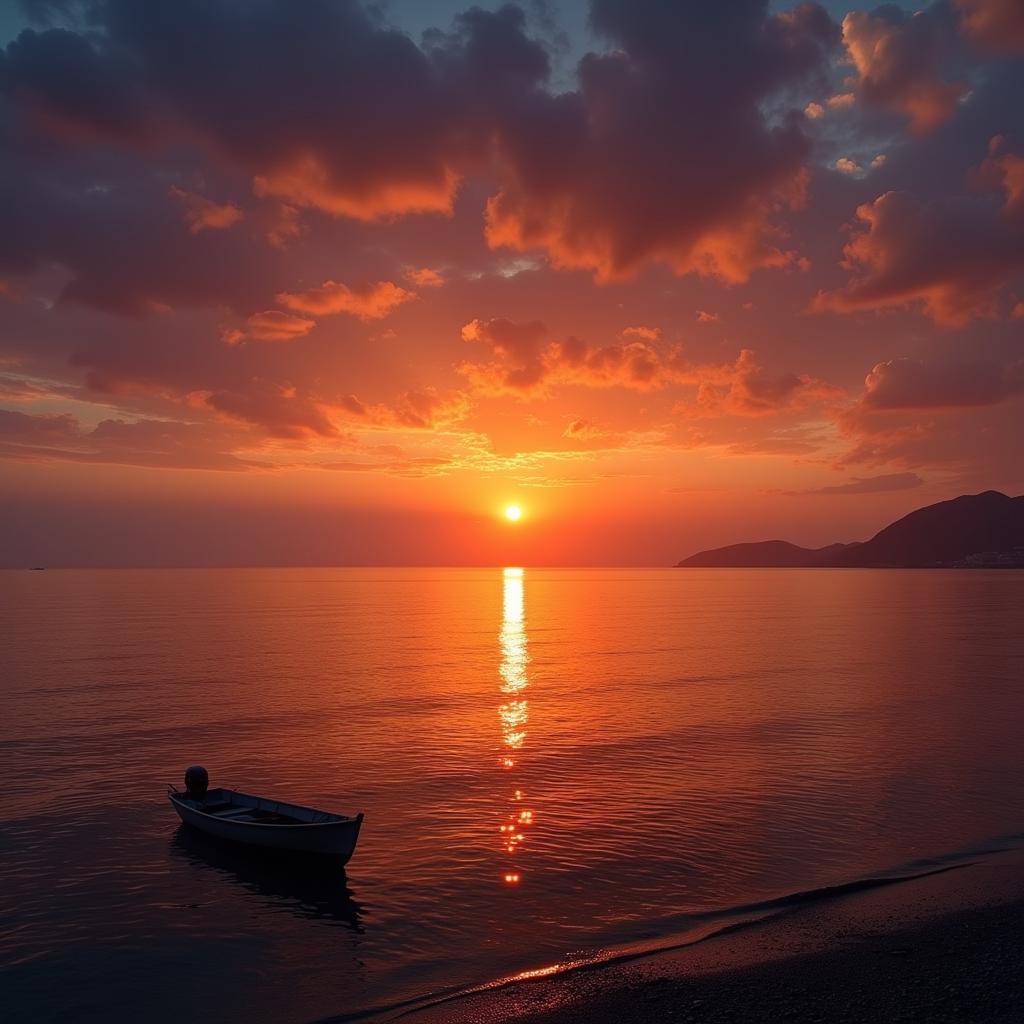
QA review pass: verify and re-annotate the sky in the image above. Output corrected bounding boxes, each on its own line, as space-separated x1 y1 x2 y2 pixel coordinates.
0 0 1022 566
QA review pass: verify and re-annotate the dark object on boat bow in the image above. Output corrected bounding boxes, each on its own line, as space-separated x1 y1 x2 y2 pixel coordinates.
184 765 209 800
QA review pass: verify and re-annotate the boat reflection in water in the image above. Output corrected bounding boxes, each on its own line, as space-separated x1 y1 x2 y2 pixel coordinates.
170 824 364 931
498 567 534 885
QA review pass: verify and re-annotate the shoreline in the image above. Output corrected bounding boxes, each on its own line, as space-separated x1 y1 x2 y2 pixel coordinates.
402 848 1024 1023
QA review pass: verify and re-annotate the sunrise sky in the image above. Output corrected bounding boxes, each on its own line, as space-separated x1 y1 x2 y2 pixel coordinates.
1 0 1022 565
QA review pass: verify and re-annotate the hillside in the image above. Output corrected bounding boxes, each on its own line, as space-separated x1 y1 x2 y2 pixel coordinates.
676 491 1024 568
677 540 855 568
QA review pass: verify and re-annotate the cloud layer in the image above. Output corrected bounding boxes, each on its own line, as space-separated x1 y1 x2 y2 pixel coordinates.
0 0 1022 563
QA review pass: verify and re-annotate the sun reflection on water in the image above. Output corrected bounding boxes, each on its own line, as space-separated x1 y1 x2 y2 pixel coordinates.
499 567 533 882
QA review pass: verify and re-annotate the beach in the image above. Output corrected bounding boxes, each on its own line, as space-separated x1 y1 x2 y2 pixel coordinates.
409 849 1024 1024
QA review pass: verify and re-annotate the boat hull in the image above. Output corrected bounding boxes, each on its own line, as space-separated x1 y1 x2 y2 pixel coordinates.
170 794 363 861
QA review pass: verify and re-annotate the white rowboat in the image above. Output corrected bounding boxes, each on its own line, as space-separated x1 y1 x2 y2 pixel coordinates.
168 785 364 861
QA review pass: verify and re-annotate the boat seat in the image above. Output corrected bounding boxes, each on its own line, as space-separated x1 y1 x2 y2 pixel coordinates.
212 806 254 818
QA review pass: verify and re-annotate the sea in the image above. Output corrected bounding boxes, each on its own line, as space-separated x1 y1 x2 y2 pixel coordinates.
2 567 1023 1023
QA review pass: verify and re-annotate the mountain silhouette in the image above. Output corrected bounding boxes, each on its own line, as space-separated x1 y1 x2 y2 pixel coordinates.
676 491 1024 568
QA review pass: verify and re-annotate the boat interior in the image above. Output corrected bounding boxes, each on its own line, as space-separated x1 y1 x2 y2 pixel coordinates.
175 787 342 825
201 800 303 825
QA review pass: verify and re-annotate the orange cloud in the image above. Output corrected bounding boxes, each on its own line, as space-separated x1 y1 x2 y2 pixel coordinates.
460 318 841 417
319 455 452 477
264 203 302 248
563 418 598 438
405 267 445 288
685 349 843 419
557 418 633 450
242 310 316 342
622 326 661 341
277 280 415 320
461 318 673 394
253 157 459 222
387 389 471 429
460 318 551 391
169 187 243 233
828 92 856 109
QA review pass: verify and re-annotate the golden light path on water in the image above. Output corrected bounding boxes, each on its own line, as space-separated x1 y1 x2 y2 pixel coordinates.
499 567 532 884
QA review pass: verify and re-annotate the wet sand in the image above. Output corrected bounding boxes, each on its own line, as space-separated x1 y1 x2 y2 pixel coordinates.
408 849 1024 1023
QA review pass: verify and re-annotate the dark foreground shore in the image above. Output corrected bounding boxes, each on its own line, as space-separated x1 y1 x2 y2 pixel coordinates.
408 849 1024 1024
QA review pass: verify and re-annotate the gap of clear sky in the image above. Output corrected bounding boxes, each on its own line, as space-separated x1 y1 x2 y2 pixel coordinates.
0 0 1022 566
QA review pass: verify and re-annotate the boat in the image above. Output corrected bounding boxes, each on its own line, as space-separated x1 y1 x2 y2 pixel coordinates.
168 766 363 861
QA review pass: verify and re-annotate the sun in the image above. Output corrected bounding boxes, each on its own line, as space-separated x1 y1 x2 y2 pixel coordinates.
504 504 523 523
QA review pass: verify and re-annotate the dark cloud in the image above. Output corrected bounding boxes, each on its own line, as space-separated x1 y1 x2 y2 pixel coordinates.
841 3 967 135
813 140 1024 323
0 406 268 469
1 1 553 225
725 437 823 456
688 349 844 418
788 471 924 495
835 353 1024 473
0 407 78 443
835 399 1022 476
0 0 840 307
486 0 839 281
47 0 465 217
203 380 339 440
0 0 1020 519
861 356 1024 409
0 1 547 322
0 20 148 141
955 0 1024 54
0 119 284 315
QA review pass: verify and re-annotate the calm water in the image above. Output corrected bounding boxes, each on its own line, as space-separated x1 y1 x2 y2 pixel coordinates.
2 568 1024 1022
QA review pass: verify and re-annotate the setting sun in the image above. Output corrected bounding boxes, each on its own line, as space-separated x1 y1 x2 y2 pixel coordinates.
504 504 523 523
